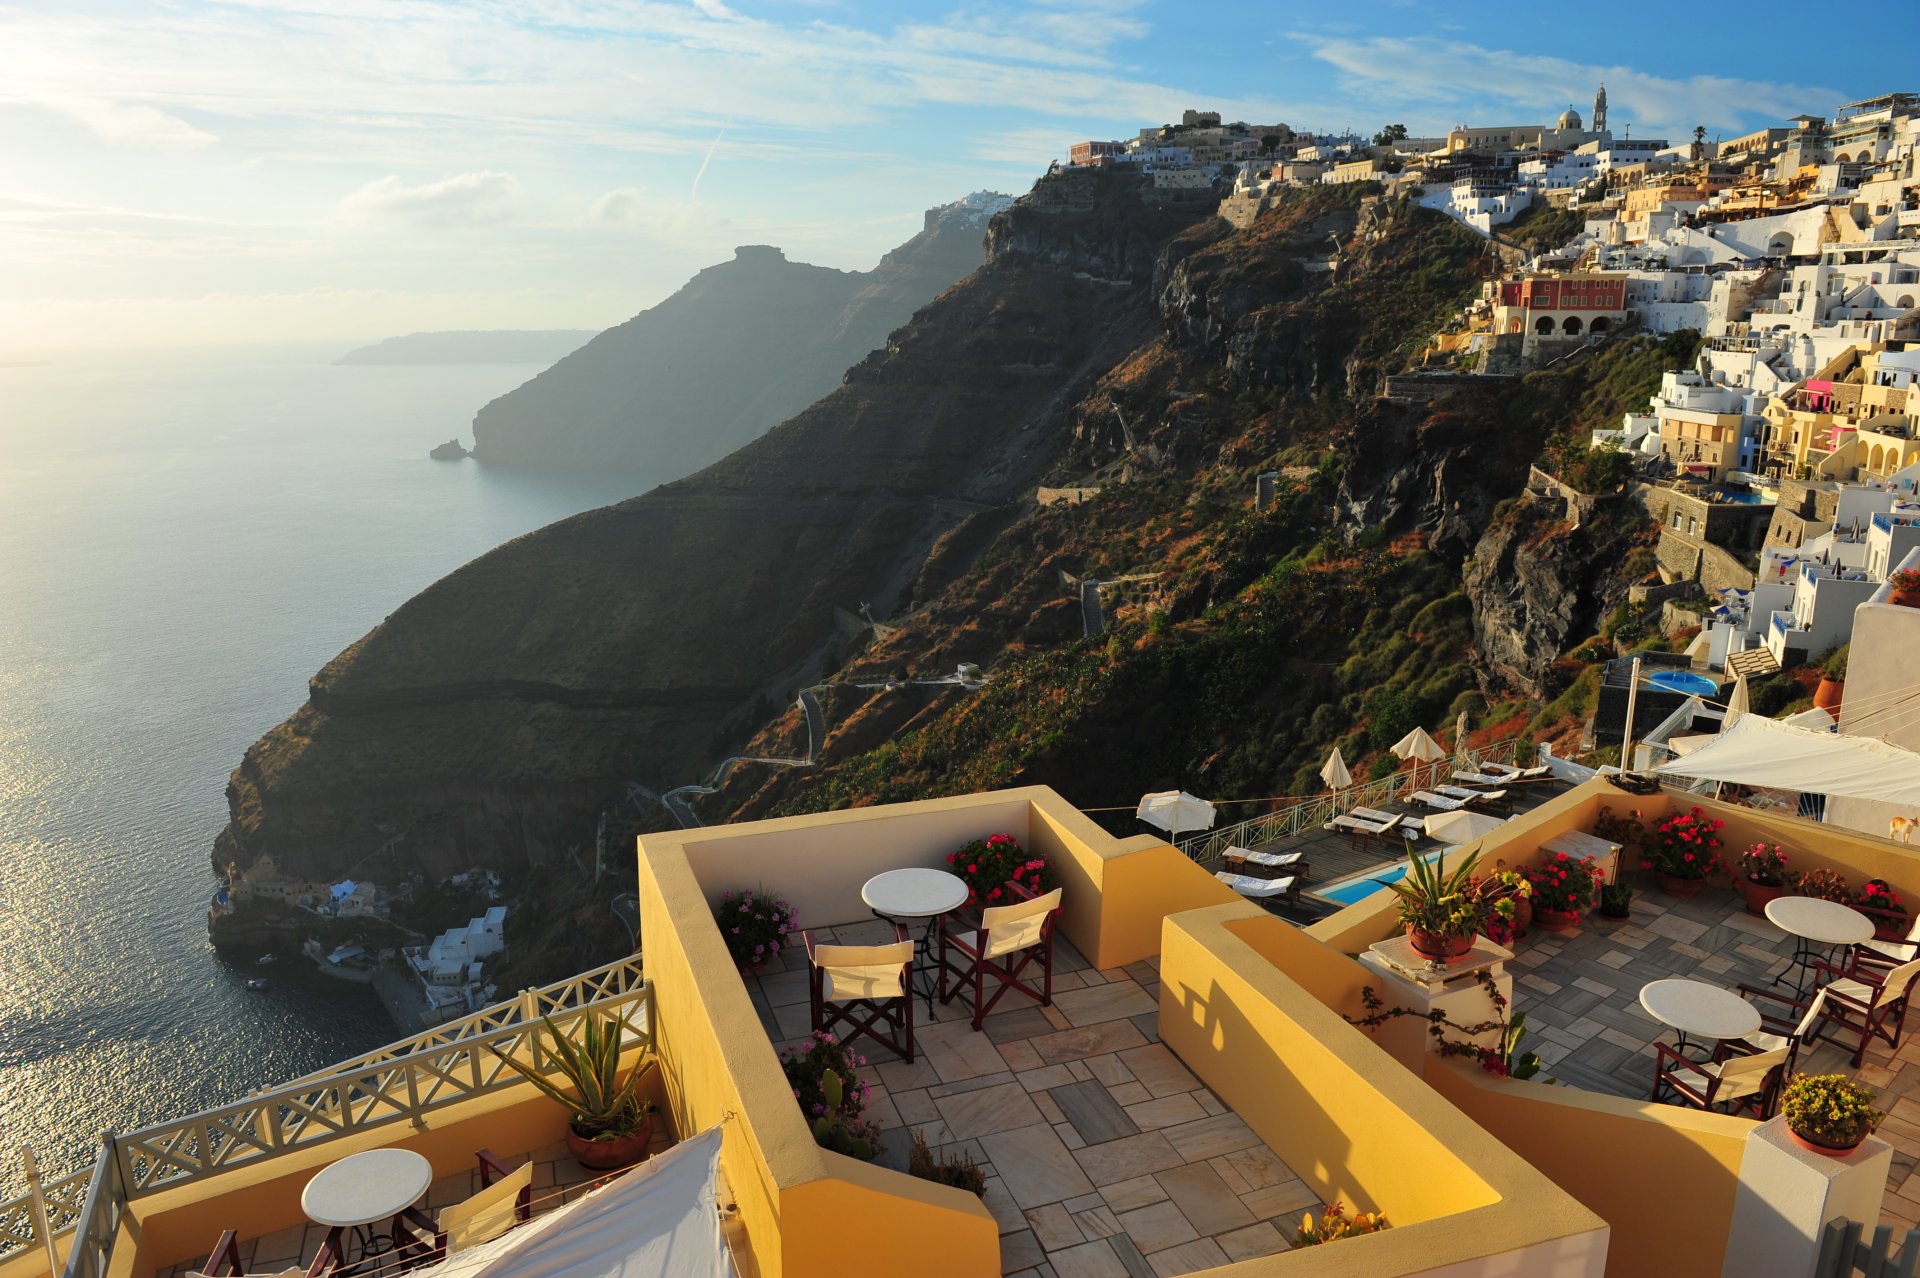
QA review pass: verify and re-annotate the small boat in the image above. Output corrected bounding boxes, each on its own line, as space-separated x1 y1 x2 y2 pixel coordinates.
256 953 277 965
245 978 269 990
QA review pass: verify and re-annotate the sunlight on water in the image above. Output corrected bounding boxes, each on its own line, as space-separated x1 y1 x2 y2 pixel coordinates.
0 347 643 1191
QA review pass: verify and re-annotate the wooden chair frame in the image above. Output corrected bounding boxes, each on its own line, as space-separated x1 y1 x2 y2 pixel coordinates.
806 924 915 1062
1808 954 1920 1066
201 1230 341 1278
937 883 1064 1032
1649 1040 1784 1118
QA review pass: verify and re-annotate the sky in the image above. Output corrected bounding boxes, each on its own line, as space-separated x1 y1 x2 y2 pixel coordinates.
0 0 1907 355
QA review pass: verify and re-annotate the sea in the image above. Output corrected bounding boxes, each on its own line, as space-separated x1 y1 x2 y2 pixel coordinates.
0 345 645 1192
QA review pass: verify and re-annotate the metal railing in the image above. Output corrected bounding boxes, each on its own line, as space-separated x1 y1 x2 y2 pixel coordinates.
1175 738 1527 864
3 955 649 1276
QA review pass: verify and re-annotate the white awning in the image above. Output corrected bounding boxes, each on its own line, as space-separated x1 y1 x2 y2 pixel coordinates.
1654 715 1920 805
418 1126 731 1278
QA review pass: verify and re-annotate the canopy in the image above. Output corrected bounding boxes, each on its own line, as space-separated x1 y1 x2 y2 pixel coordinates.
1423 810 1507 845
1390 727 1448 762
1724 673 1749 727
417 1126 730 1278
1136 790 1217 836
330 880 357 901
1320 749 1352 792
1654 715 1920 805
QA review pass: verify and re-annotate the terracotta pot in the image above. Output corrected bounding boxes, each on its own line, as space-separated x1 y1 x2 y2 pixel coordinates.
1864 910 1913 942
1813 678 1844 716
1890 587 1920 609
1510 894 1533 939
1655 871 1706 897
1407 927 1475 962
1788 1125 1866 1158
1740 880 1788 917
568 1115 655 1170
1534 907 1580 932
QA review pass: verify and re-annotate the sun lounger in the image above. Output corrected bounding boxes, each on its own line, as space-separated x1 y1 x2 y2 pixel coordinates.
1216 871 1300 908
1324 813 1401 850
1482 762 1553 781
1452 770 1509 786
1244 849 1308 880
1350 806 1400 824
1410 790 1471 811
1437 785 1511 811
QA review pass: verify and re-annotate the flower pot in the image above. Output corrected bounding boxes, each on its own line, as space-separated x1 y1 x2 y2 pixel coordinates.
1510 894 1533 939
1740 880 1787 917
1655 872 1706 897
1534 907 1580 932
1598 904 1632 921
568 1115 654 1170
1407 927 1475 962
1813 678 1844 716
1890 588 1920 609
1865 910 1913 942
1788 1125 1866 1158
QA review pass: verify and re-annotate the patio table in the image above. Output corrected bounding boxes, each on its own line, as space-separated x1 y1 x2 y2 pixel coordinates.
1765 896 1874 998
1639 978 1762 1061
301 1147 432 1268
862 867 968 1013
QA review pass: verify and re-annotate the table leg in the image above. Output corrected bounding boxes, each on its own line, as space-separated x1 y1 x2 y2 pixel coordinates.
873 910 943 1015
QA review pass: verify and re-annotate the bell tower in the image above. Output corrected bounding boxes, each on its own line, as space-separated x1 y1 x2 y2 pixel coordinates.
1593 84 1608 134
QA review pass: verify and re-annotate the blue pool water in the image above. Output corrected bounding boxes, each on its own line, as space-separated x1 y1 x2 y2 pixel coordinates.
1315 851 1443 906
1719 489 1768 505
1647 669 1721 698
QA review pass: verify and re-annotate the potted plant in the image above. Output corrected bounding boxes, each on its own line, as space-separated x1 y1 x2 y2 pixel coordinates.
1814 645 1848 717
947 834 1054 909
716 888 798 973
495 1012 657 1170
1645 807 1727 896
1383 848 1487 962
1781 1073 1882 1156
1475 864 1534 944
1294 1203 1389 1246
907 1131 987 1197
1854 879 1911 941
1524 851 1603 930
1890 567 1920 609
1598 880 1634 920
1793 866 1851 903
1736 842 1791 916
782 1031 883 1161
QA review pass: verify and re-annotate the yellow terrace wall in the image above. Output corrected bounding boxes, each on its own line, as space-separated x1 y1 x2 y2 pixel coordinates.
1428 1059 1749 1278
1158 903 1609 1276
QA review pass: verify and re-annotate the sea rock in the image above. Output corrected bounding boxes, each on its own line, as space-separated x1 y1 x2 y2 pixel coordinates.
429 439 469 460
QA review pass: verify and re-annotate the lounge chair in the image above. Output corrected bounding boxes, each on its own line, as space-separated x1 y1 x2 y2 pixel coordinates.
1409 791 1471 812
1324 814 1389 848
1452 770 1509 786
1223 846 1307 880
1350 806 1400 824
1437 785 1512 812
1482 762 1554 782
1215 871 1300 909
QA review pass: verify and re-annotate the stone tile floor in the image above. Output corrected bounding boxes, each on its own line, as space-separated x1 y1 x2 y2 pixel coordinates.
1499 874 1920 1239
156 1130 669 1278
748 920 1321 1277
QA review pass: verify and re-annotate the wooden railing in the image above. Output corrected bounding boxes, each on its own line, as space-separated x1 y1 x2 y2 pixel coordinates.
3 955 649 1276
1815 1217 1920 1277
1175 737 1527 864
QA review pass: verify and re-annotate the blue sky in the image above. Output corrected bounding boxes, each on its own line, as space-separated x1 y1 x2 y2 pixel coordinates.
0 0 1903 352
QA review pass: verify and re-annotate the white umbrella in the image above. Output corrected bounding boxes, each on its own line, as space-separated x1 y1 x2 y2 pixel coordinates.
1423 810 1507 845
1725 672 1749 728
1391 726 1448 789
1319 748 1352 794
1135 790 1217 839
1454 710 1472 763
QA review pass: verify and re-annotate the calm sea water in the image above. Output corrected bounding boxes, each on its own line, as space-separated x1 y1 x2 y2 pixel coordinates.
0 347 643 1190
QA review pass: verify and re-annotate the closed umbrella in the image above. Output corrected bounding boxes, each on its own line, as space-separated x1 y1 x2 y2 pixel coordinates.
1135 790 1217 841
1454 711 1472 764
1423 810 1507 845
1391 726 1448 789
1320 748 1352 798
1725 672 1750 728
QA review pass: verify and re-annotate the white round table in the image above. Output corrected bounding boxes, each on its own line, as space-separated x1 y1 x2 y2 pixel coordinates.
1640 979 1762 1060
1766 896 1875 997
862 868 968 1010
302 1148 432 1261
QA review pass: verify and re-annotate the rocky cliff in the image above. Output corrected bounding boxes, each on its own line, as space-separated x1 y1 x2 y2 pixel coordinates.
467 193 1011 476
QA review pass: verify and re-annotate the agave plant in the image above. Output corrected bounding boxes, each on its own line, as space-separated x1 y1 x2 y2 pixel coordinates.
1381 847 1487 939
494 1012 656 1140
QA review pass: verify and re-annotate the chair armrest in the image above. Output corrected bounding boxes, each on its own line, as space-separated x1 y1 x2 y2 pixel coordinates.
1734 983 1811 1030
476 1147 518 1187
307 1232 346 1278
1007 881 1038 903
390 1205 447 1268
1808 958 1872 986
803 930 820 965
205 1231 244 1278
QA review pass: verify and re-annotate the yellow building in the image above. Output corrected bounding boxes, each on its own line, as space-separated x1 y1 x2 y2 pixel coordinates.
1763 347 1920 479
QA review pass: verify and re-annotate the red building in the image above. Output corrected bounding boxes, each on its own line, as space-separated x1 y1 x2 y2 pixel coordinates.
1068 140 1127 166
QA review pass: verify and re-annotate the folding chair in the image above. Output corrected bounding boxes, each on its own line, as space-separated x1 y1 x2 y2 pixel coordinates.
1807 954 1920 1066
389 1149 535 1265
1730 986 1827 1094
1650 1042 1788 1118
1857 915 1920 967
937 884 1064 1032
193 1234 339 1278
806 926 916 1062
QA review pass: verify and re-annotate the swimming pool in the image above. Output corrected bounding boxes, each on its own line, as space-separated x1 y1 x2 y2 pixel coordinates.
1646 669 1720 698
1314 851 1443 906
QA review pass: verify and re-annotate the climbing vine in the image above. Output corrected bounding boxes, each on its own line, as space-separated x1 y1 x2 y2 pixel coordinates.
1345 970 1549 1081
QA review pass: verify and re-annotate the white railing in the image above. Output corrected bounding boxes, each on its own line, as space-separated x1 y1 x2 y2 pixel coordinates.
1175 737 1528 864
3 955 649 1276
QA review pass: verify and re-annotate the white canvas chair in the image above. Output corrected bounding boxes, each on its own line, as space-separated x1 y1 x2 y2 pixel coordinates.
386 1150 536 1265
1808 954 1920 1066
1651 1043 1787 1118
806 927 915 1061
1858 915 1920 966
937 885 1064 1032
1731 988 1827 1084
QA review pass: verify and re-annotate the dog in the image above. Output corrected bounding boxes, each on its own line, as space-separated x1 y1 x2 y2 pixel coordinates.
1892 816 1918 844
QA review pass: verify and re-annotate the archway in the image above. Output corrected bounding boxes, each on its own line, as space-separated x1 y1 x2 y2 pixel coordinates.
1767 233 1794 257
1562 316 1583 335
1869 444 1886 473
1535 316 1556 334
1590 317 1611 334
1898 295 1915 310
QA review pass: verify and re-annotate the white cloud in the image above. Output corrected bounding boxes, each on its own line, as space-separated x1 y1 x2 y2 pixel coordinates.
586 186 650 227
338 171 524 228
54 98 216 150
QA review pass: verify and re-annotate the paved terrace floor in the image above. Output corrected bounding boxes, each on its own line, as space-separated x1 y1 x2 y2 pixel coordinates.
1495 876 1920 1239
155 1131 658 1278
749 923 1322 1277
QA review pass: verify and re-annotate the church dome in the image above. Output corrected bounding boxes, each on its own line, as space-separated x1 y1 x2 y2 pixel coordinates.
1557 107 1583 130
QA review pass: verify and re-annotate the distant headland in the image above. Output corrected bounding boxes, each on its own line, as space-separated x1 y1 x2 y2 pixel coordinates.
335 330 597 366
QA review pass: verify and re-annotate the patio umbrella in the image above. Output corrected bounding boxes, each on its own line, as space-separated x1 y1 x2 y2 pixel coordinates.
1423 809 1507 845
1319 748 1351 796
1135 790 1217 840
1454 710 1472 764
1725 672 1750 728
1391 726 1448 789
